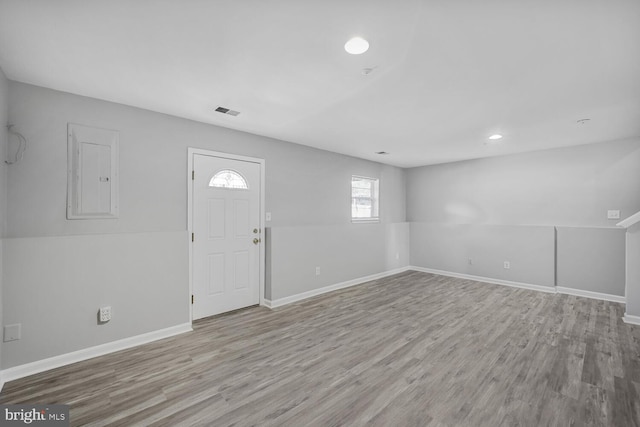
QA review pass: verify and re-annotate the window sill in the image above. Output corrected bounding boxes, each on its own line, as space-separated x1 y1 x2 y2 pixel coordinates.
351 218 380 224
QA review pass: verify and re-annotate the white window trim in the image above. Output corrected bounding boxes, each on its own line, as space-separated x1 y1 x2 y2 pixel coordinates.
351 175 380 223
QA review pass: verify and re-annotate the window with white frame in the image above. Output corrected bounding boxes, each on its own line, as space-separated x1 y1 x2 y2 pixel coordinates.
209 169 248 189
351 175 379 222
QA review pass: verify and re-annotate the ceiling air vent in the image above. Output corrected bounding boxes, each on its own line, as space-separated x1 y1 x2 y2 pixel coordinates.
215 106 240 116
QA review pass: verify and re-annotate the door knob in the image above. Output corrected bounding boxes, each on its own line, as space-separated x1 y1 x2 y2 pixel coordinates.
253 238 261 245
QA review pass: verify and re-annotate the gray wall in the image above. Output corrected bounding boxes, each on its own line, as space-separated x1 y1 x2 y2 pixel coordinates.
7 83 406 237
407 139 640 295
410 223 555 288
407 140 640 227
3 82 407 368
270 222 409 300
626 223 640 317
557 227 626 296
0 67 8 373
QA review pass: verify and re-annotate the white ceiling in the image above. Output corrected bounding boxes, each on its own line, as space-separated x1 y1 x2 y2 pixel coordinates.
1 0 639 168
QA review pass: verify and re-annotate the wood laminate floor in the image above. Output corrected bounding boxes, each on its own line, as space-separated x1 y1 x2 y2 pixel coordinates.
2 271 640 426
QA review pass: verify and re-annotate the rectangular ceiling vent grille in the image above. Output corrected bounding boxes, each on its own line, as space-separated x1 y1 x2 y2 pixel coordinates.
215 106 240 116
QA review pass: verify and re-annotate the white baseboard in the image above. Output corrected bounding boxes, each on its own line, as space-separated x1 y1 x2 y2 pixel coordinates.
410 266 630 305
0 323 192 390
265 266 411 309
556 286 625 304
409 266 556 294
623 313 640 326
262 299 274 309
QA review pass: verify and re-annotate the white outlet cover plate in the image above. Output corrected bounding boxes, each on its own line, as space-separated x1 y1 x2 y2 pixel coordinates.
3 324 21 342
99 306 112 322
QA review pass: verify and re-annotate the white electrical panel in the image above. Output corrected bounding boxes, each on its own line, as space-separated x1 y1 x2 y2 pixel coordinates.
67 123 119 219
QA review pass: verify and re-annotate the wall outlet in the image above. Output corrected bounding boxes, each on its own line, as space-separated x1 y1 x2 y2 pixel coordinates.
3 324 21 342
99 306 112 323
503 261 510 270
266 212 272 221
607 210 620 220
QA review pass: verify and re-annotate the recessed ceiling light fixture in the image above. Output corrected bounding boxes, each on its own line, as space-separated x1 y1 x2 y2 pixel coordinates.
345 37 369 55
488 134 503 140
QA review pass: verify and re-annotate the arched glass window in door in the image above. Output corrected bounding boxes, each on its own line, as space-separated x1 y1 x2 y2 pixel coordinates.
209 169 248 189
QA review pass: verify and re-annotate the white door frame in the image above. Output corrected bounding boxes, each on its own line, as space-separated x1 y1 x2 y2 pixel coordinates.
187 147 266 321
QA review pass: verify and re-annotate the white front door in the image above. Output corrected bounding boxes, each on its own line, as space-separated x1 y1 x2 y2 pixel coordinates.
192 154 261 319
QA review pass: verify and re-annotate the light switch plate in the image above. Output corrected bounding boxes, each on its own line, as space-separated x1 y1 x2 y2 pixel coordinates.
607 210 621 220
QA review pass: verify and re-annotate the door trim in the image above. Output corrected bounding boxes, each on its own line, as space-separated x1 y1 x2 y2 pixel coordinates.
187 147 266 322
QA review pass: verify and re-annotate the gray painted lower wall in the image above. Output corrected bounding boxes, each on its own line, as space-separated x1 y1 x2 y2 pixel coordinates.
2 232 189 368
2 219 628 369
410 222 626 296
557 227 626 296
626 224 640 317
2 222 410 370
0 239 3 373
410 223 555 288
268 222 409 301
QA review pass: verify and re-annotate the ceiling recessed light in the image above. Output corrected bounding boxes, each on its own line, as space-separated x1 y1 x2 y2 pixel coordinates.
488 134 503 140
345 37 369 55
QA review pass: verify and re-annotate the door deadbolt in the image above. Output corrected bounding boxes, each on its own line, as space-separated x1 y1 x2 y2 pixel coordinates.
253 238 261 245
253 228 259 234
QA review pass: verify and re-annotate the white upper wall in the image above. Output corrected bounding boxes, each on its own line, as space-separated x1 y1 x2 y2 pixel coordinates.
406 139 640 227
6 82 406 238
